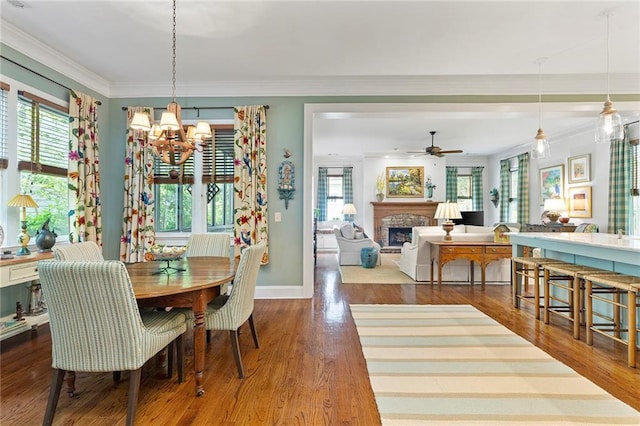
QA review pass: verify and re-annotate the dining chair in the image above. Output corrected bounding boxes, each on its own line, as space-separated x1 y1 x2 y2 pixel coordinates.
203 240 266 378
38 260 188 426
186 233 232 294
53 241 104 261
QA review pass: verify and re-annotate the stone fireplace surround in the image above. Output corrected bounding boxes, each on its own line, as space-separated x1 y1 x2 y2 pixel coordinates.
371 202 438 247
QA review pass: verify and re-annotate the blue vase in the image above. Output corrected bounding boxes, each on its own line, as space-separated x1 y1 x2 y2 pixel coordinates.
360 247 378 268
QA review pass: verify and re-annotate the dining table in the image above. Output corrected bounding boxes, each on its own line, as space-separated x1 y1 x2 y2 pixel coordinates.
126 256 238 397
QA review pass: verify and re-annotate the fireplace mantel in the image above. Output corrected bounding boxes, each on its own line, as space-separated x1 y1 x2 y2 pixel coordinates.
371 201 439 243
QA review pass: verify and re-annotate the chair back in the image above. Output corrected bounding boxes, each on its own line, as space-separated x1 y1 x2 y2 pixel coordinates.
38 260 157 372
185 233 231 258
53 241 104 261
222 241 266 329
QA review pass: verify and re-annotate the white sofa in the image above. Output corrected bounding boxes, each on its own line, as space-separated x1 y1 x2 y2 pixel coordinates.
399 224 517 283
333 224 382 266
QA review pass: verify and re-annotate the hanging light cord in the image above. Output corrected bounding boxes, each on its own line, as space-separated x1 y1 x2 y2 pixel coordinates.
171 0 177 103
537 60 542 129
605 12 611 100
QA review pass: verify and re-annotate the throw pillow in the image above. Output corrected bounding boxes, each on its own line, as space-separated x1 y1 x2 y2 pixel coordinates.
354 231 364 239
352 223 369 238
340 223 355 239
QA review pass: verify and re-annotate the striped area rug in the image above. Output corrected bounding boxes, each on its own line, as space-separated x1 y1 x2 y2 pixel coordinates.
350 304 640 425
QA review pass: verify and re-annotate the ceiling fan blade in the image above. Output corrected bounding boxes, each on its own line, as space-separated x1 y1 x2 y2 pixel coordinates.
438 149 463 154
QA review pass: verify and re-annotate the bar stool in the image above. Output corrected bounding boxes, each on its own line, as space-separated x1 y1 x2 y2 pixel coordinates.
583 273 640 368
511 257 569 319
542 263 611 339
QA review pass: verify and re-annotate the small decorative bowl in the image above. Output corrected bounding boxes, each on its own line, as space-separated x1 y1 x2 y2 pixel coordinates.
148 245 187 261
559 217 570 224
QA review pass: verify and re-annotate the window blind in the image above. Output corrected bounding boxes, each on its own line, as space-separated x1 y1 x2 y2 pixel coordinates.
0 82 8 169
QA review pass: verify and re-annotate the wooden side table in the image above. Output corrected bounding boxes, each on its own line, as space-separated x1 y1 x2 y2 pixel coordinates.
430 241 512 288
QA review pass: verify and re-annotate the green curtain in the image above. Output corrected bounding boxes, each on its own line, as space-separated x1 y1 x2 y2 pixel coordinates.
342 167 354 221
499 159 510 222
607 131 632 233
317 167 328 221
445 167 458 202
471 167 483 211
517 153 530 226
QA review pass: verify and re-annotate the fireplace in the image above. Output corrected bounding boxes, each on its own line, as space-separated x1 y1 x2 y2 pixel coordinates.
388 227 412 246
371 202 438 247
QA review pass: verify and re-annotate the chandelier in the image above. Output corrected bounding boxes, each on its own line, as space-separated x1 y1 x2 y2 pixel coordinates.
130 0 211 166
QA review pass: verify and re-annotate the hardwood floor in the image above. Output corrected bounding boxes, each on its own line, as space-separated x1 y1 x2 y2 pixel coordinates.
1 252 638 425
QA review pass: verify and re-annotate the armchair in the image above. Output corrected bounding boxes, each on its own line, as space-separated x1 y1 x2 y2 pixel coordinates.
333 224 381 266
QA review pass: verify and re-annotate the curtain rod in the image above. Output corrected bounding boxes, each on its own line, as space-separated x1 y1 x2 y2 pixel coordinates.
121 105 269 115
1 55 101 105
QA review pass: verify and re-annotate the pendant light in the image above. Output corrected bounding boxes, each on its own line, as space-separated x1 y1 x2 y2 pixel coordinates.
595 11 624 143
531 57 550 159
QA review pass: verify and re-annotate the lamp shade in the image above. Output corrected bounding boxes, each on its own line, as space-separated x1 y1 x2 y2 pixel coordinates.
434 201 462 221
195 121 213 138
342 204 357 215
130 112 151 131
159 111 180 130
7 194 39 209
543 197 566 213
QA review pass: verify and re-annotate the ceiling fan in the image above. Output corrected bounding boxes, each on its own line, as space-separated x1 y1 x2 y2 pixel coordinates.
409 131 463 157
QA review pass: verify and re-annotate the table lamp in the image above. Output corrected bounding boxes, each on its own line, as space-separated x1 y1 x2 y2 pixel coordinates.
7 193 39 255
543 197 566 223
434 201 462 242
342 203 357 222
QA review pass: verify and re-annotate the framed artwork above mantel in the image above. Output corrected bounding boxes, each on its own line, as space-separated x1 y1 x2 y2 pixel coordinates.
386 166 424 198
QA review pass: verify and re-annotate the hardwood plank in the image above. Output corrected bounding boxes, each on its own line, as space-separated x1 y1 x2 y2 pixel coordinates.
1 252 638 425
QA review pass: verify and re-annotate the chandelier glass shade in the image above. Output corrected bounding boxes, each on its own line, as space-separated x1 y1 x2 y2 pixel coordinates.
531 58 550 159
595 12 624 144
129 0 212 166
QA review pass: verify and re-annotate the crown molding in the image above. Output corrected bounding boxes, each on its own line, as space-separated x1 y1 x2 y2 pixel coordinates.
3 19 639 99
1 20 111 96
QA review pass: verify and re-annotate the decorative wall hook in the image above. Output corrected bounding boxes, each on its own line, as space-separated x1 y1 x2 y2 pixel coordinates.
278 160 295 209
490 188 500 207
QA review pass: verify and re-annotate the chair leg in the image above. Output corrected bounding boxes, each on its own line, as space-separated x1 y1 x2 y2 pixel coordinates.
65 370 76 397
167 342 174 379
126 368 142 426
113 371 122 383
248 314 260 348
43 368 65 426
206 329 211 343
176 334 184 383
230 330 245 378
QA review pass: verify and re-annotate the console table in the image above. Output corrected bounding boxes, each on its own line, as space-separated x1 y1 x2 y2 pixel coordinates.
430 241 512 288
525 224 577 232
0 251 54 340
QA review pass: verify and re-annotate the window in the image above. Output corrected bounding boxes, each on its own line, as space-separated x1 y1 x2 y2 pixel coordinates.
456 175 472 211
0 82 7 170
16 92 70 238
154 124 234 233
326 175 344 220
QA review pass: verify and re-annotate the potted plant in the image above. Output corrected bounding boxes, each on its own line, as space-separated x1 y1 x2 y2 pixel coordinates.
375 174 385 202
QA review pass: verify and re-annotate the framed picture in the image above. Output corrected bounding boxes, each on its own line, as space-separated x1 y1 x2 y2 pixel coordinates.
386 166 424 198
568 154 591 184
568 186 592 218
539 164 565 205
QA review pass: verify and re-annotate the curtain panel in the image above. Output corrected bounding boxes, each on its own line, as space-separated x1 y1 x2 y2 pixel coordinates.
516 153 530 226
445 167 458 202
233 105 269 264
317 167 328 221
68 91 102 245
499 159 510 222
471 167 483 211
608 134 632 233
120 107 156 263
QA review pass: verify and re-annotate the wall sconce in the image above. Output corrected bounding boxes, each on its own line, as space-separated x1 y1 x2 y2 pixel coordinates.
489 188 500 208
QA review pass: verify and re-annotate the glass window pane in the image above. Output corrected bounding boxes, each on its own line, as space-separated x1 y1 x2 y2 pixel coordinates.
327 176 343 197
156 184 179 232
326 199 344 221
20 172 70 237
457 176 471 198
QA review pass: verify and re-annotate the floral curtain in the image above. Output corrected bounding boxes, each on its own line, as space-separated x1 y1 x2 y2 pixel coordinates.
68 91 102 245
608 132 631 233
234 105 269 263
119 107 156 263
499 159 510 222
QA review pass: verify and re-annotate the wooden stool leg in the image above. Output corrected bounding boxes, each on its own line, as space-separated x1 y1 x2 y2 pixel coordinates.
585 280 594 345
572 276 580 339
628 290 636 368
543 269 550 324
512 260 519 308
614 291 621 339
533 266 541 320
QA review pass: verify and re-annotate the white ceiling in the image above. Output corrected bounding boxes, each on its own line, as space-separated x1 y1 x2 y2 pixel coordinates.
1 0 639 157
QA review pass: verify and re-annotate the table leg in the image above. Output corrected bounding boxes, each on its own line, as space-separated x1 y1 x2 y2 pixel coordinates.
192 291 207 397
470 261 475 286
438 259 443 287
430 258 435 286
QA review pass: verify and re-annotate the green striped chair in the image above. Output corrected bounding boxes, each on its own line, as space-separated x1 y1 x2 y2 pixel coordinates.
53 241 104 261
38 261 188 426
186 233 231 294
203 241 266 378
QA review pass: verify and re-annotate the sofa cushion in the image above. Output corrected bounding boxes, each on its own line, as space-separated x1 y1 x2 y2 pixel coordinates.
340 223 355 239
